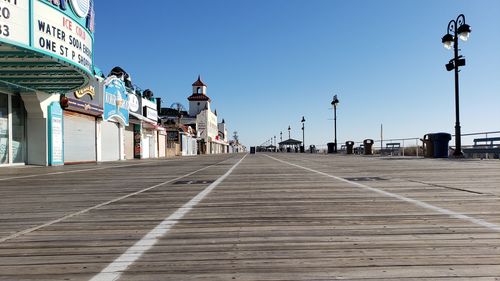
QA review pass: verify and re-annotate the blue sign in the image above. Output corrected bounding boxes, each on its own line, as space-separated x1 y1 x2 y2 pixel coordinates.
103 76 129 126
48 102 64 166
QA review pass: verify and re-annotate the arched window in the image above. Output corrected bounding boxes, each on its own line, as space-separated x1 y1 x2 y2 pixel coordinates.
197 87 201 94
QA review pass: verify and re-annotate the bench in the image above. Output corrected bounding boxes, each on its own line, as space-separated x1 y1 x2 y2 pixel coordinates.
463 137 500 159
381 142 400 156
355 144 364 155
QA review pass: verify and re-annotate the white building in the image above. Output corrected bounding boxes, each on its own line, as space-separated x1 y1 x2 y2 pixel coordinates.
186 76 229 154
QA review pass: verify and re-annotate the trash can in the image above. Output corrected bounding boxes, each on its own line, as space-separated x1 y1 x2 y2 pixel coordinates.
432 132 452 158
300 145 305 153
422 134 434 158
327 142 335 154
345 141 355 155
250 146 256 154
286 147 291 153
310 145 315 153
363 139 374 155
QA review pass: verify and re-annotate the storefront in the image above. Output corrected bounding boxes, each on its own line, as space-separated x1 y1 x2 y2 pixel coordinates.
181 126 197 156
101 119 121 161
196 109 218 155
0 0 95 166
127 96 162 159
0 94 26 166
125 91 142 160
101 75 129 162
166 129 181 157
62 80 103 164
142 98 159 159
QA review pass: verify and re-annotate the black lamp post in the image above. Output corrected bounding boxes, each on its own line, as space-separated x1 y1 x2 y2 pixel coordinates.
288 125 291 139
331 95 339 153
279 131 283 152
301 116 305 153
442 14 471 157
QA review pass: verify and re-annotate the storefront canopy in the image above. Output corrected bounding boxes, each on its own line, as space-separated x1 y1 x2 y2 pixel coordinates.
0 43 89 94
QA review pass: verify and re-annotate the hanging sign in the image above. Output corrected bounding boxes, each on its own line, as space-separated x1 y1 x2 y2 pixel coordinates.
128 92 142 115
144 106 158 121
65 78 103 116
0 0 30 47
103 76 129 126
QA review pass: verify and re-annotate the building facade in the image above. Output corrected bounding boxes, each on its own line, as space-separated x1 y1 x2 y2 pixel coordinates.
61 78 103 164
186 76 229 154
0 0 95 166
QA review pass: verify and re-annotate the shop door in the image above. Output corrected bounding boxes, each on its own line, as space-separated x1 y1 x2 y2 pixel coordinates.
149 135 156 158
64 111 96 163
142 135 150 159
0 94 8 164
158 134 165 157
124 125 134 160
102 121 120 161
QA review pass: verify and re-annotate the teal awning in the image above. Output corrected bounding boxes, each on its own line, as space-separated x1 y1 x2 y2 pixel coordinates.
0 43 90 94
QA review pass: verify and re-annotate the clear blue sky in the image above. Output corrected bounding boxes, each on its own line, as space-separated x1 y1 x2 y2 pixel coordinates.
93 0 500 147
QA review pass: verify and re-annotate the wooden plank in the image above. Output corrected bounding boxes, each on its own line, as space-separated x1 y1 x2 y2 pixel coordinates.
1 153 500 280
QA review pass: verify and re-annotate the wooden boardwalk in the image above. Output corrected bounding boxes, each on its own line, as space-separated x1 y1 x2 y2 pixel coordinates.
1 154 500 280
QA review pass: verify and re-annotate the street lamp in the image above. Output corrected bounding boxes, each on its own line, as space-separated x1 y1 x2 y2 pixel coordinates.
301 116 305 153
288 125 291 139
331 95 339 153
280 131 282 142
442 14 471 157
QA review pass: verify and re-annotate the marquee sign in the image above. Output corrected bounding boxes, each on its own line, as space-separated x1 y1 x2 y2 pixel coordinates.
0 0 95 75
33 1 93 73
0 0 30 47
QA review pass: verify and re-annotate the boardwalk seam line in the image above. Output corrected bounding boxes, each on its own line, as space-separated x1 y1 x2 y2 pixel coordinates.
0 161 162 181
0 156 239 244
265 154 500 232
89 154 247 281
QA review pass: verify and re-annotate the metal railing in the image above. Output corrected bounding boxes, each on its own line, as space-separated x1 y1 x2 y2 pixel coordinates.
313 130 500 157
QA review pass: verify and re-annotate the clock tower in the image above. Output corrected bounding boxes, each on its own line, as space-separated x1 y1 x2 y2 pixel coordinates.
188 75 211 116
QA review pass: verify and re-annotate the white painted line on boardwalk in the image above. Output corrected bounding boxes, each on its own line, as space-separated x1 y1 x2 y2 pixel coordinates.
0 161 162 181
265 154 500 232
0 156 240 244
89 154 247 281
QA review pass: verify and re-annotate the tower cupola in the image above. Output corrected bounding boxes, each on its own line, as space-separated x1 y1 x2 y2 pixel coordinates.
188 75 211 116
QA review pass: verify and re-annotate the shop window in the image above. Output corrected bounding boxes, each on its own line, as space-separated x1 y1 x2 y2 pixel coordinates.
0 94 7 164
11 95 26 163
